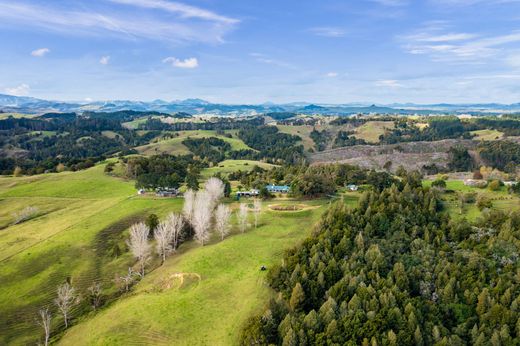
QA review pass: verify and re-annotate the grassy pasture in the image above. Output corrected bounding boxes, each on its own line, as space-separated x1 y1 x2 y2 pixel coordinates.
58 198 349 346
353 121 395 143
135 130 252 156
470 129 504 141
276 124 316 150
201 160 277 178
0 165 185 345
424 180 520 221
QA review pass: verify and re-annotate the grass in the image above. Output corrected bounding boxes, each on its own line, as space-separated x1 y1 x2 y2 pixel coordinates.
201 160 278 178
0 164 184 345
470 129 504 141
135 130 252 156
424 179 520 221
0 113 37 120
276 125 315 150
0 163 346 345
58 199 333 346
353 121 395 143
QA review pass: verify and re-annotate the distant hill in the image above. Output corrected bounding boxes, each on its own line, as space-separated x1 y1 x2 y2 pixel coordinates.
1 93 519 116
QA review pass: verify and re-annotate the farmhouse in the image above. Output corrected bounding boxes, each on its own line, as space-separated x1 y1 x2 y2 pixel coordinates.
266 184 290 193
236 189 259 198
463 179 488 188
155 187 179 197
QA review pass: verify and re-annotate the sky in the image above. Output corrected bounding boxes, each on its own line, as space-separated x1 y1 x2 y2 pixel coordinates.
1 0 520 104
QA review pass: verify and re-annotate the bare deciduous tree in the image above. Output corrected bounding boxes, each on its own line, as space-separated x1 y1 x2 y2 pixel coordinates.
238 203 249 233
253 199 262 228
193 190 212 245
167 212 184 252
183 189 195 225
127 222 151 277
215 204 231 240
118 267 136 292
204 177 224 208
37 308 51 346
87 282 102 310
54 282 77 329
155 214 184 264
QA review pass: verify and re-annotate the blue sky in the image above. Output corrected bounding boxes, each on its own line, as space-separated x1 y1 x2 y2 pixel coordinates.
1 0 520 104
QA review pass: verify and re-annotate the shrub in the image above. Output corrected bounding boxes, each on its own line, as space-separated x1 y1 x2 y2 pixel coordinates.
488 180 501 191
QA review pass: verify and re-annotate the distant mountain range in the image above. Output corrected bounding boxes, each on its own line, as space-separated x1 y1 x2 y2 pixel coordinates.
1 93 519 116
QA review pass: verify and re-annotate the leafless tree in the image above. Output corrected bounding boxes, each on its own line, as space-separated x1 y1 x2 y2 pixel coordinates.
204 177 224 208
183 189 195 225
118 267 136 292
167 212 184 252
253 199 262 228
193 190 212 245
37 308 51 346
54 282 77 329
12 206 39 224
215 204 231 240
87 282 102 310
127 222 151 277
238 203 249 233
155 214 184 264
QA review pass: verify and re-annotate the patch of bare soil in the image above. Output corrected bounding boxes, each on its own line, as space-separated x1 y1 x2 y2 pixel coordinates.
155 272 201 291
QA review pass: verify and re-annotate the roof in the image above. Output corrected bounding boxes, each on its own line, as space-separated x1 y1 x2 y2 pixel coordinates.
266 185 290 189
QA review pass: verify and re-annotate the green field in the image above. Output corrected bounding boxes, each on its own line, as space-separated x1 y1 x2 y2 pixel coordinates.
424 179 520 221
0 163 345 345
201 160 277 178
470 129 504 141
353 121 395 143
276 125 316 150
135 130 252 156
0 113 37 120
0 165 185 345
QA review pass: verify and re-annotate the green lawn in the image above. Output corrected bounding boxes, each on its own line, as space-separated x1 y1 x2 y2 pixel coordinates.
135 130 252 156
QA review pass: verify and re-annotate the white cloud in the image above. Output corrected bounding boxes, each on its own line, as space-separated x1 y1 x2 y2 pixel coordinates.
31 48 50 57
163 57 199 68
375 80 403 88
326 72 338 77
100 56 110 65
0 2 238 44
5 83 30 96
109 0 239 24
249 53 296 69
402 24 520 62
309 27 345 38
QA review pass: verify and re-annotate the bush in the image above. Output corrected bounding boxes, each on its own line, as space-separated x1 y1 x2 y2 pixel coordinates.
488 180 501 191
476 195 493 210
431 179 447 189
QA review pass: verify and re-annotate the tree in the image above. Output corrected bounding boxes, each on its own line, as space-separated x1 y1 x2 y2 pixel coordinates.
215 204 231 240
154 213 184 264
37 308 51 346
488 180 501 191
476 195 492 210
238 203 249 233
186 172 199 191
224 180 232 197
13 166 22 177
193 190 212 245
289 282 305 311
431 179 447 190
87 282 102 310
145 213 159 236
54 282 77 328
253 199 261 228
183 189 195 225
118 267 136 292
167 212 184 252
204 177 224 208
127 222 151 276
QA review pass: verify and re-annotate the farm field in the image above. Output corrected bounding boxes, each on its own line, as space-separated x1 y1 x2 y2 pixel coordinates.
0 162 353 345
135 130 252 156
470 129 504 141
201 159 277 178
0 165 184 345
423 179 520 221
352 121 395 143
58 198 338 345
